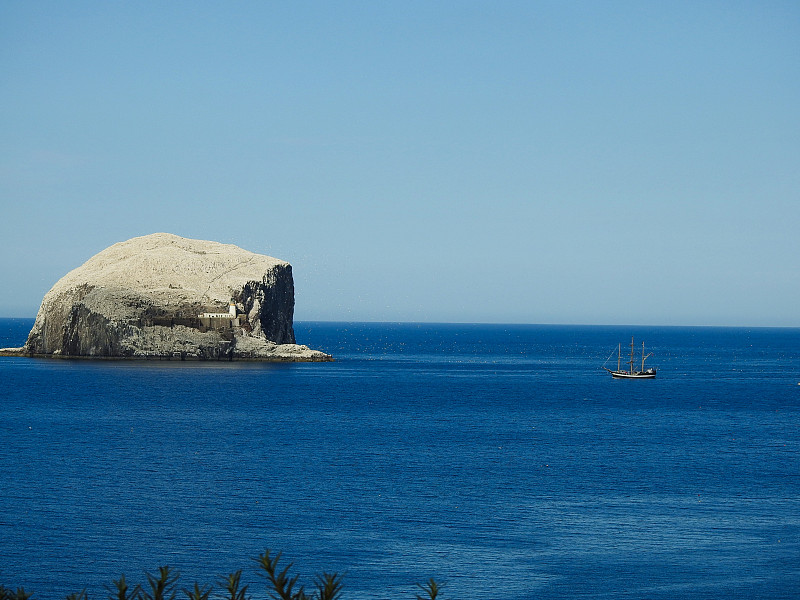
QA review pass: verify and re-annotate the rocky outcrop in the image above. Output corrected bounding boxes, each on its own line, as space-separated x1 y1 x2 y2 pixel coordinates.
3 233 332 361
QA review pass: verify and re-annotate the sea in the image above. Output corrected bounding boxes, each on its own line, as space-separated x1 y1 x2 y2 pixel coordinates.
0 319 798 600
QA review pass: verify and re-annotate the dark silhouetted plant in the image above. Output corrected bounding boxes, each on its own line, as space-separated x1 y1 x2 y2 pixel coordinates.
219 571 249 600
255 551 307 600
108 575 141 600
415 578 442 600
0 586 33 600
182 583 212 600
313 573 342 600
142 567 179 600
2 550 443 600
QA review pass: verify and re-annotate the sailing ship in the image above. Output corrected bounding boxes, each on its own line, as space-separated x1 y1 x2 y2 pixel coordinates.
603 336 656 379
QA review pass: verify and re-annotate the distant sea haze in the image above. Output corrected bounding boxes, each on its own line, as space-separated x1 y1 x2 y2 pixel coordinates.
1 320 798 599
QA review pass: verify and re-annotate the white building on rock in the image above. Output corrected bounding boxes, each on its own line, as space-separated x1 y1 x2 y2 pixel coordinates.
199 301 243 329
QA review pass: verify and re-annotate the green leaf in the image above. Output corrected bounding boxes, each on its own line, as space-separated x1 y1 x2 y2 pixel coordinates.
415 578 443 600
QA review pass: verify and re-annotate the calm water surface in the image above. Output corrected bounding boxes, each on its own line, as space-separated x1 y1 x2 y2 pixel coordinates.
1 320 798 599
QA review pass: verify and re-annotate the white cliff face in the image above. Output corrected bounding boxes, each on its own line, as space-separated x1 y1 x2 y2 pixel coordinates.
19 233 331 361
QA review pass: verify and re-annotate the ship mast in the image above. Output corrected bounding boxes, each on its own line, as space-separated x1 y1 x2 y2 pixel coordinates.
642 340 646 372
641 340 652 372
628 336 635 374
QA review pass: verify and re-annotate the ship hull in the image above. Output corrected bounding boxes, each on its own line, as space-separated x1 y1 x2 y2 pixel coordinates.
610 370 656 379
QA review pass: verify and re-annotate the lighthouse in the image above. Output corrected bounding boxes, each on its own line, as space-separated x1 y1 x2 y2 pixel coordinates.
229 301 237 316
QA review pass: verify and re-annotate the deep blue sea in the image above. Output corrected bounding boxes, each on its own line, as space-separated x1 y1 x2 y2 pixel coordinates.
1 319 798 599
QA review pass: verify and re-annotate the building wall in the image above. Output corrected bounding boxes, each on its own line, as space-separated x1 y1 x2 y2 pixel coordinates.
198 315 242 331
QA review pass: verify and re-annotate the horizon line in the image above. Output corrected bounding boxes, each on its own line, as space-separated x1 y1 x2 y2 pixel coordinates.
1 316 797 330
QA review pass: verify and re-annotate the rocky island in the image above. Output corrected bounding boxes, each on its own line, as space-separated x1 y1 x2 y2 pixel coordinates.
0 233 332 361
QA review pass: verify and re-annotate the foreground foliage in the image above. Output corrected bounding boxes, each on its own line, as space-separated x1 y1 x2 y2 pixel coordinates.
0 550 442 600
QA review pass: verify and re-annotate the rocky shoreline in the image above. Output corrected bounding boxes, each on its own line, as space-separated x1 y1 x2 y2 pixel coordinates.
0 347 333 362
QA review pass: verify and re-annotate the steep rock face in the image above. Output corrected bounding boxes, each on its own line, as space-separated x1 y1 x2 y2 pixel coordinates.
17 233 331 361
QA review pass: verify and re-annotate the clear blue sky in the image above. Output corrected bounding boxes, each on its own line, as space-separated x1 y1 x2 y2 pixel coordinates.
1 1 798 326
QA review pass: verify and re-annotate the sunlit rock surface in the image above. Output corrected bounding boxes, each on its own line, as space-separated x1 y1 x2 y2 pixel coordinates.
4 233 331 361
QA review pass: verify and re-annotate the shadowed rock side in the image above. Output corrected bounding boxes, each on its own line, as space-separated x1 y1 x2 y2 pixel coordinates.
2 233 331 361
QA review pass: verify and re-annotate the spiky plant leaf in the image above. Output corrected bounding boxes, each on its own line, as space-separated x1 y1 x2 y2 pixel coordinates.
415 578 442 600
181 583 211 600
108 574 142 600
255 551 305 600
12 588 33 600
219 571 249 600
313 573 342 600
142 567 179 600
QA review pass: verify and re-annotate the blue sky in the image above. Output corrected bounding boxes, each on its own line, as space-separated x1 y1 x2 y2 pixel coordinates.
1 1 798 326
